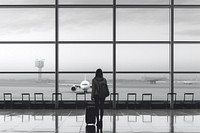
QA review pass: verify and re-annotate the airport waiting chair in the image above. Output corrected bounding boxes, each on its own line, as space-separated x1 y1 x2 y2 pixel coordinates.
167 93 177 102
127 93 137 109
22 93 30 102
3 93 13 108
34 93 44 103
183 93 194 108
110 93 119 108
142 93 152 101
184 93 194 103
52 93 63 103
3 93 12 102
142 93 152 109
21 93 31 109
76 92 86 108
166 93 177 108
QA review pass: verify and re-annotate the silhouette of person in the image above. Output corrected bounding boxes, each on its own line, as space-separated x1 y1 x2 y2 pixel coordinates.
91 68 108 129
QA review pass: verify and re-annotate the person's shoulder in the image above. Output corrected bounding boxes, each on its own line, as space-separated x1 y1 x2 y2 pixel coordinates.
92 78 97 82
103 77 107 82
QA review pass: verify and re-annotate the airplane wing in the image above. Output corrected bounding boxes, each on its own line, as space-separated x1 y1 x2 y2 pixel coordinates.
61 84 80 88
49 83 81 88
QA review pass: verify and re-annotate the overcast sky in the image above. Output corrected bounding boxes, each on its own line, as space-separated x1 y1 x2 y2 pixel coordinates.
0 0 199 72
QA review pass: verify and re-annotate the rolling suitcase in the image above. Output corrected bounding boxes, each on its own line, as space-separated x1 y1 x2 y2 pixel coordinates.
86 125 95 133
85 106 96 124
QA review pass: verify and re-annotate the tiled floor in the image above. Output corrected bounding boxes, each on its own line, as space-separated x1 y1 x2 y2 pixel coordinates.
0 109 199 133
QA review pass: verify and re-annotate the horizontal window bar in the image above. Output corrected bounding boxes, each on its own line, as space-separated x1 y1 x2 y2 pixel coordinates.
0 71 200 74
174 71 200 74
59 5 113 8
59 41 113 44
117 5 200 8
0 5 200 8
0 72 55 74
1 41 200 44
0 5 55 8
175 41 200 44
0 41 200 44
116 71 169 74
116 41 170 44
175 5 200 8
116 5 170 8
0 41 55 44
59 71 112 74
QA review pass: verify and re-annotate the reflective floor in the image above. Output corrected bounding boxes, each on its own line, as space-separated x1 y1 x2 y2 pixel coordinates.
0 109 200 133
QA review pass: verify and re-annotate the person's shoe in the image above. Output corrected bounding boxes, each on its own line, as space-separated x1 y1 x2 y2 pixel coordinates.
96 121 100 128
99 120 103 128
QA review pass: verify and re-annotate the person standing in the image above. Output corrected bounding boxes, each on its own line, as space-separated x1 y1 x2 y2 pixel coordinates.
91 68 109 129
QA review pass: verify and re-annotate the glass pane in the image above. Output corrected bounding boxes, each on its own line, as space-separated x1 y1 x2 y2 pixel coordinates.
0 9 55 41
175 9 200 41
59 9 112 41
175 74 200 100
175 0 200 5
60 0 112 4
59 44 112 71
59 74 112 100
117 0 169 5
117 9 169 41
0 44 55 71
117 74 169 100
0 0 54 5
0 74 55 100
175 44 200 71
117 44 169 71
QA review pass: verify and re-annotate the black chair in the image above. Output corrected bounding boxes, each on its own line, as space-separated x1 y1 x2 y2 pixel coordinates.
22 93 30 102
22 93 31 108
127 93 137 109
76 92 86 108
52 93 63 103
142 93 152 101
3 93 13 108
110 93 119 109
33 93 44 109
142 93 152 109
184 93 194 103
183 93 194 108
4 93 12 102
166 93 177 109
34 93 44 103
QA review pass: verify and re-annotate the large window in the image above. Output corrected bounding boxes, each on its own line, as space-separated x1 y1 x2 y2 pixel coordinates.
117 9 169 41
59 9 112 41
0 0 199 104
0 9 55 41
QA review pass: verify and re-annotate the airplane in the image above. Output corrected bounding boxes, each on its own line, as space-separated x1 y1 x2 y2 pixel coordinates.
60 75 111 93
176 80 200 85
60 75 91 93
142 76 168 84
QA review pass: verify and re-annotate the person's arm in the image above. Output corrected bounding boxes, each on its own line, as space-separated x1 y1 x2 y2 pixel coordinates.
91 79 95 100
105 78 108 87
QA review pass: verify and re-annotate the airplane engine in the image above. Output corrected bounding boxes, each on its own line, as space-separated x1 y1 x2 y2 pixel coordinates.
71 87 76 91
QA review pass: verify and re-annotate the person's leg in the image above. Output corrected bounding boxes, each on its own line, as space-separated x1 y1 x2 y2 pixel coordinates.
94 96 100 124
99 98 105 122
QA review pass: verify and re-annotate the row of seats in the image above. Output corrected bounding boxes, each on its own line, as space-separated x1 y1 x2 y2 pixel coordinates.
2 92 195 102
126 93 194 102
3 93 62 102
76 92 195 102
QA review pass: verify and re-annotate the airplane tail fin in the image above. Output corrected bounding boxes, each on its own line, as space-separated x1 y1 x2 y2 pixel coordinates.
84 74 87 81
